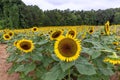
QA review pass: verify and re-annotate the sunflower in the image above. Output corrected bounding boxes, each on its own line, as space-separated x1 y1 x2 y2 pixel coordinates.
101 31 105 35
54 36 81 62
88 26 94 34
17 39 34 53
50 30 63 40
3 34 11 40
104 57 120 65
112 42 119 46
14 40 19 46
104 52 120 65
32 27 38 32
116 47 120 51
8 31 14 37
104 21 110 35
66 29 77 38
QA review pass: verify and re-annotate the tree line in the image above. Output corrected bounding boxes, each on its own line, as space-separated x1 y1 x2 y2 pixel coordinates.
0 0 120 29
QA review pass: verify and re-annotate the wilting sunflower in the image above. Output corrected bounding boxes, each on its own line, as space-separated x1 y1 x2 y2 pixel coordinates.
8 31 14 37
54 36 81 62
88 26 94 34
32 27 38 32
104 21 110 35
3 34 11 40
17 39 34 53
66 29 77 38
50 30 63 40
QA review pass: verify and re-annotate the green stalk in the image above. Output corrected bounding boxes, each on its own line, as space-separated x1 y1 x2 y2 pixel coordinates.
68 68 71 80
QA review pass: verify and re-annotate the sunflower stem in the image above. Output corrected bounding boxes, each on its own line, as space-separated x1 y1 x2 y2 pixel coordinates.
68 68 71 80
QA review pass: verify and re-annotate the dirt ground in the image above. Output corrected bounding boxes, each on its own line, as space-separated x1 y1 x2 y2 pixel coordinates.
0 44 19 80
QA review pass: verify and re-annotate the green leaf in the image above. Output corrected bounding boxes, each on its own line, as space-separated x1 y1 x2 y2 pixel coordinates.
7 54 17 62
91 51 101 59
82 47 101 59
60 61 75 72
75 58 96 75
51 54 60 61
24 63 36 75
16 54 30 62
82 47 93 55
31 53 42 61
42 56 53 67
15 65 24 72
99 68 114 76
36 40 49 45
42 64 62 80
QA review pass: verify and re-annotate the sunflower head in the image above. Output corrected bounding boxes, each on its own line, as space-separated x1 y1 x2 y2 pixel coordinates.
88 26 94 34
17 39 34 53
8 31 14 37
116 47 120 51
48 30 53 34
50 30 63 40
101 31 105 35
104 21 110 35
32 27 38 32
112 42 119 46
104 57 120 65
54 36 81 62
66 29 77 38
3 34 11 40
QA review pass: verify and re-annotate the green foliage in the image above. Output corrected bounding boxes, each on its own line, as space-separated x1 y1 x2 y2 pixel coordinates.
5 29 119 80
75 58 96 75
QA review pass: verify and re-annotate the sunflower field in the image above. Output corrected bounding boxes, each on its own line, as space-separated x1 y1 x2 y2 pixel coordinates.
0 21 120 80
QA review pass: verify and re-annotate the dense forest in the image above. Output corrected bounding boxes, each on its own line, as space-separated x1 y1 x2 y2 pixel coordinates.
0 0 120 29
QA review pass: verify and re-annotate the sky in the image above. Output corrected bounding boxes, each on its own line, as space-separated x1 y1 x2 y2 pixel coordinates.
21 0 120 11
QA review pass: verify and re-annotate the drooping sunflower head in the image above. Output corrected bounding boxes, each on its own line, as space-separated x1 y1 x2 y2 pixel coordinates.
3 34 11 40
104 21 110 35
32 27 38 32
50 30 63 40
66 29 77 38
54 36 81 62
17 39 34 53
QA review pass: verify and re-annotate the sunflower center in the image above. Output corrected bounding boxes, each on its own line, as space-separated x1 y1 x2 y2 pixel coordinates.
33 28 37 31
9 33 13 36
5 35 10 38
52 31 61 38
89 30 93 33
58 38 77 57
20 41 31 50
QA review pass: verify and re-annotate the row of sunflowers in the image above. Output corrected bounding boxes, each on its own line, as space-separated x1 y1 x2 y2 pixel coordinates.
0 21 120 80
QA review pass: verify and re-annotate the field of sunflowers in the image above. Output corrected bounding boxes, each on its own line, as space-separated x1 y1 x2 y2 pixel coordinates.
0 21 120 80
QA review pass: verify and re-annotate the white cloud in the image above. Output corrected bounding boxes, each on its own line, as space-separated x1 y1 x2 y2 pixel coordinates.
21 0 120 11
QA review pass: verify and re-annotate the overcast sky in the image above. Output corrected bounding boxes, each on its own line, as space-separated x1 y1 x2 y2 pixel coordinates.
21 0 120 11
